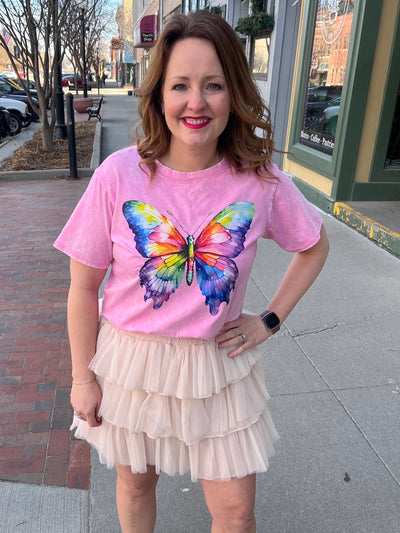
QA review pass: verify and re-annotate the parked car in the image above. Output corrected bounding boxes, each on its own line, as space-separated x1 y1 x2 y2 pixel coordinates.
0 70 17 78
0 106 11 138
0 77 40 122
17 79 36 91
304 85 342 131
321 96 341 136
0 76 39 99
0 71 36 90
0 96 31 134
62 73 98 89
62 74 82 87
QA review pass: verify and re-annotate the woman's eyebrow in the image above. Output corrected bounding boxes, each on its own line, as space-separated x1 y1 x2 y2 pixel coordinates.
168 74 225 81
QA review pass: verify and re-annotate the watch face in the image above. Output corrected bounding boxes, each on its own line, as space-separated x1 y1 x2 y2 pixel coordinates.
263 312 280 329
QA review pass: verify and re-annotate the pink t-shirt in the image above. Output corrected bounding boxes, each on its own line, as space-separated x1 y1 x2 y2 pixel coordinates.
54 146 322 339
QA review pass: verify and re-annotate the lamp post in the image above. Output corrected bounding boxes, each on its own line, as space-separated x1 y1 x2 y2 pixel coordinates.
80 7 88 98
54 0 67 139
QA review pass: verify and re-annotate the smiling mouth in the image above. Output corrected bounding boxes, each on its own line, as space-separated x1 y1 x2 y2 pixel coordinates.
182 117 211 129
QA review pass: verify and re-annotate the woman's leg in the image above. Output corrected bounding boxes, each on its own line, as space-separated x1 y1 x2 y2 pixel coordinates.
115 464 159 533
201 474 257 532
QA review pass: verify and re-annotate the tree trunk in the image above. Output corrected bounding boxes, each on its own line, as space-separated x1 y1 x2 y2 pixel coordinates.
40 120 54 152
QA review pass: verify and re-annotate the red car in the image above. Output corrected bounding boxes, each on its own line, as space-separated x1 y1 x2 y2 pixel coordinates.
61 75 82 87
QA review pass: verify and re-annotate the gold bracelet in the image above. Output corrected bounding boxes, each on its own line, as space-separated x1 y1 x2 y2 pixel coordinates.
72 377 96 386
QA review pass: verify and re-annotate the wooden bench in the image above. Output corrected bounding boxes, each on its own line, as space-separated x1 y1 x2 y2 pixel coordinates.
87 96 103 121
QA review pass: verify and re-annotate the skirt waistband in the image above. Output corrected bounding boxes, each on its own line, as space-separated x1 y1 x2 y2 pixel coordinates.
100 317 215 347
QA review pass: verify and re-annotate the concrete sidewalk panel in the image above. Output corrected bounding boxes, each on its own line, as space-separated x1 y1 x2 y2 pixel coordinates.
255 392 400 533
0 481 89 532
337 386 400 484
295 315 400 389
155 473 211 532
260 334 329 396
243 275 269 314
100 94 139 162
89 452 117 532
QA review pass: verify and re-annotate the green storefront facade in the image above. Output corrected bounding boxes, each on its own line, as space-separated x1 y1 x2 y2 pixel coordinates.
281 0 400 211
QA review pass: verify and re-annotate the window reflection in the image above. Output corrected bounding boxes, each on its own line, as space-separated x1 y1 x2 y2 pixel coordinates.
252 36 270 77
300 0 355 155
182 0 209 14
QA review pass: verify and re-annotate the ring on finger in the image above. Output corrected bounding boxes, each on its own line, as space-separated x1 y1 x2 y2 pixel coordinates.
74 412 86 420
239 333 246 342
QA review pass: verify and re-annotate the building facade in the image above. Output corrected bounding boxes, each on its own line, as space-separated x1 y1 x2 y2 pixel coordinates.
119 0 400 211
279 0 400 209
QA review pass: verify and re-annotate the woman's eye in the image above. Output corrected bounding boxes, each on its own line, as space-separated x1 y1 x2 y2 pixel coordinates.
172 84 186 91
207 83 222 91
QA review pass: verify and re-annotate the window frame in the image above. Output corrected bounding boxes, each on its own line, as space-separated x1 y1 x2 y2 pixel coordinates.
286 0 382 201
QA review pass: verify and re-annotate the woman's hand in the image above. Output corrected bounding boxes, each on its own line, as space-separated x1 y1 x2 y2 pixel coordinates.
70 380 103 427
216 225 329 359
215 313 271 358
68 259 107 428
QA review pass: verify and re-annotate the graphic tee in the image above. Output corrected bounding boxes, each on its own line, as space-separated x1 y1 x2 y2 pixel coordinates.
54 146 322 338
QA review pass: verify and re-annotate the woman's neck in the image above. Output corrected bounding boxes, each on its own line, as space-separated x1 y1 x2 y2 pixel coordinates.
160 147 222 172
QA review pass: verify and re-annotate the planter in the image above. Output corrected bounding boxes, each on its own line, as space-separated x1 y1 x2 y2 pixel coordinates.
73 97 93 114
235 12 274 36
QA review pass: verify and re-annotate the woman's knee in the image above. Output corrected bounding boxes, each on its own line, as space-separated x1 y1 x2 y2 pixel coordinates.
208 500 255 529
201 475 256 530
116 465 159 498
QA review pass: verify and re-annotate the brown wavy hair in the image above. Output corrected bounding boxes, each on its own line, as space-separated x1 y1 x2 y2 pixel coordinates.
135 10 275 179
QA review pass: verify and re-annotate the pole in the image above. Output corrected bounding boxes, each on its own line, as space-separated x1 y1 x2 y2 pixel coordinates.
66 93 78 179
81 7 88 98
54 0 67 139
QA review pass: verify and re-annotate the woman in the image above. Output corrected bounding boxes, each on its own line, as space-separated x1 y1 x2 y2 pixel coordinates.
55 10 329 533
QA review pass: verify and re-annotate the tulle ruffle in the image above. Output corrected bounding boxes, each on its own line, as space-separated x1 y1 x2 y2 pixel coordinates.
90 321 262 399
71 318 279 482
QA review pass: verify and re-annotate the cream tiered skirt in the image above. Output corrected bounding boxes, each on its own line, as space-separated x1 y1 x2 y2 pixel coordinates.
71 318 279 482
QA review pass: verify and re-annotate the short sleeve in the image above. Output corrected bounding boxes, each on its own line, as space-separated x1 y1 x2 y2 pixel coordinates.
53 167 114 268
264 167 322 252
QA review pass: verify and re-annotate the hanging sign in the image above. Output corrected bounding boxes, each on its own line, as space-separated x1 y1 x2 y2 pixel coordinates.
111 38 124 50
133 15 158 47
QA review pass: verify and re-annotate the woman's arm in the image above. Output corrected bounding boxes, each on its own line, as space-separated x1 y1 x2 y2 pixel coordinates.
215 225 329 358
68 258 108 426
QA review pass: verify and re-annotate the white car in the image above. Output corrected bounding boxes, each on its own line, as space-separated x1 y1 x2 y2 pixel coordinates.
0 96 31 135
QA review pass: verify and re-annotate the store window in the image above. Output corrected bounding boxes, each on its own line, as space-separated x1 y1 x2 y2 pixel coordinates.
251 36 270 78
182 0 209 14
385 82 400 167
300 0 356 156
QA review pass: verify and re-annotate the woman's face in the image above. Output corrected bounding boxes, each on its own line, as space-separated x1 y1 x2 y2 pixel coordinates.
162 38 231 159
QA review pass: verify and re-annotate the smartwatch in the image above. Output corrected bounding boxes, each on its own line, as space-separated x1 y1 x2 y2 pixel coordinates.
260 310 280 334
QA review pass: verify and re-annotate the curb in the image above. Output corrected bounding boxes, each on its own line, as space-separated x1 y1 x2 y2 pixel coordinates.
333 201 400 257
0 120 102 181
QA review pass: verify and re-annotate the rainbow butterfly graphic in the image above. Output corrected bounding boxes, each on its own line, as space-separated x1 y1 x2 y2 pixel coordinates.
122 200 255 315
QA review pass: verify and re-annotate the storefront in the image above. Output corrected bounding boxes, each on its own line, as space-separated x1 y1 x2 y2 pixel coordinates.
282 0 400 210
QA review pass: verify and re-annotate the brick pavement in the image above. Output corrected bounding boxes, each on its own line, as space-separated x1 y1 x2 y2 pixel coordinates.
0 177 91 489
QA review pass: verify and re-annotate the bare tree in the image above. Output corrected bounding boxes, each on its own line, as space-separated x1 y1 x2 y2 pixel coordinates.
63 0 115 92
0 0 77 151
0 0 114 151
0 0 79 151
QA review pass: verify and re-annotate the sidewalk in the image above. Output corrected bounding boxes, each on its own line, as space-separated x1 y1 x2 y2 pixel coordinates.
1 89 400 532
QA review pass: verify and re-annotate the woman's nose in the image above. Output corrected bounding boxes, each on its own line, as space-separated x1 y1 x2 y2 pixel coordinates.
187 89 206 111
